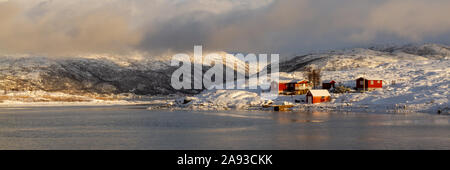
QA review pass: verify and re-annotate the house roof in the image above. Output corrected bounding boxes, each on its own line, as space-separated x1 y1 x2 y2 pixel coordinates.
308 90 331 96
277 80 308 84
356 77 383 80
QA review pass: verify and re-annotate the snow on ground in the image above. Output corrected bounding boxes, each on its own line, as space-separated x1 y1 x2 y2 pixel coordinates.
157 45 449 114
314 52 449 113
168 90 268 110
0 90 167 107
0 101 152 107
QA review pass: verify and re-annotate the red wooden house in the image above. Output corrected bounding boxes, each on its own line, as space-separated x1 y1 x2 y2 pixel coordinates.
306 90 331 104
356 77 382 91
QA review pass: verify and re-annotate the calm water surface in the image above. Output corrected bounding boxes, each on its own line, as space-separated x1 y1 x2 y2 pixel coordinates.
0 105 449 149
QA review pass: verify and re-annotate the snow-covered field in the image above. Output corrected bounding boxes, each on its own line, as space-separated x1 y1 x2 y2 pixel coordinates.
0 90 168 107
155 44 449 114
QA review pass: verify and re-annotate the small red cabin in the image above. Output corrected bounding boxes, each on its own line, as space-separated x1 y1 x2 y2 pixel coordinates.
356 77 382 91
322 80 336 90
306 90 331 104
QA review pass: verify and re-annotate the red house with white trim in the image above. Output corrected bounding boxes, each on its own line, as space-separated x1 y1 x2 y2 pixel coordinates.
306 90 331 104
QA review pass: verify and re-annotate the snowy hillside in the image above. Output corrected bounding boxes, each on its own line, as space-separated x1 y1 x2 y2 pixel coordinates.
163 44 449 114
0 55 179 95
0 51 255 104
279 43 449 72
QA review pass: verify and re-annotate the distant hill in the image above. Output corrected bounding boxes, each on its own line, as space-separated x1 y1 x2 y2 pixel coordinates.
278 43 450 72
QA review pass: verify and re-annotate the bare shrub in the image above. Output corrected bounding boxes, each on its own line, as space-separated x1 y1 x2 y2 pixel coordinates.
334 86 352 93
304 65 321 89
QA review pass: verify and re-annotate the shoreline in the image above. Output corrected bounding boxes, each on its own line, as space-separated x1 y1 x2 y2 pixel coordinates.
0 100 159 108
146 101 448 115
0 99 447 115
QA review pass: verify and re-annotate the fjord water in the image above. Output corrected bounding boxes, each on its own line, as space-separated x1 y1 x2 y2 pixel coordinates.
0 106 449 150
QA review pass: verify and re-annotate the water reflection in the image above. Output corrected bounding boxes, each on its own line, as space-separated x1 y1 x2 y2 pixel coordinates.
272 111 330 124
199 111 271 120
0 106 449 149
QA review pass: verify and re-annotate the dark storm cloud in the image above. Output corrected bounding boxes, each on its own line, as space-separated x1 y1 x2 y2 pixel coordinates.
1 0 449 57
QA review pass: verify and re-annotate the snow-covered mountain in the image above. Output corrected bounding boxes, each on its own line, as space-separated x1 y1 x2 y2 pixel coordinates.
279 43 449 72
0 51 253 96
0 55 181 95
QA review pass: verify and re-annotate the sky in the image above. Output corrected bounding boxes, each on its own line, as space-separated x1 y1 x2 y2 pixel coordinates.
1 0 450 58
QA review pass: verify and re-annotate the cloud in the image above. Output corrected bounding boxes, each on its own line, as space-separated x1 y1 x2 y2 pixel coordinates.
0 0 450 57
350 0 450 42
0 0 141 56
134 0 276 54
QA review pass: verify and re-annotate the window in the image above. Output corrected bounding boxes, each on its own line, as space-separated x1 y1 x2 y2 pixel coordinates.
360 81 364 85
370 80 374 85
378 80 381 84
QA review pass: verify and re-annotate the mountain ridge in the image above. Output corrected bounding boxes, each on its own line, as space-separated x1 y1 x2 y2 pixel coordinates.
1 43 449 96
